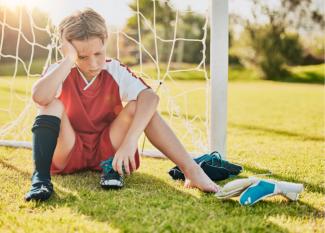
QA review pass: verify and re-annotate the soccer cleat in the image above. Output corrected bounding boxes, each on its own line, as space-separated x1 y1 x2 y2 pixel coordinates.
25 172 54 201
168 161 230 181
168 166 185 180
168 151 243 181
100 158 124 189
199 161 230 181
194 151 243 176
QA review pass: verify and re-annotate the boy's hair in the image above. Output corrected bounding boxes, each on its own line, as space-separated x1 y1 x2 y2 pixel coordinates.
58 8 108 43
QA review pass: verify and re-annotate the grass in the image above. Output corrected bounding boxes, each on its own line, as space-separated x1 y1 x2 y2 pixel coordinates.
0 71 324 232
286 64 325 84
1 59 258 81
0 58 46 76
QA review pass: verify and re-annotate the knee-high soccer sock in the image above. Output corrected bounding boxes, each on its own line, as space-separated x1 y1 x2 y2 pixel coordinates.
25 115 61 201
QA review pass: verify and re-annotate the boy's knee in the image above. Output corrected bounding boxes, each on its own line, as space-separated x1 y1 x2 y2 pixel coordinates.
37 99 65 118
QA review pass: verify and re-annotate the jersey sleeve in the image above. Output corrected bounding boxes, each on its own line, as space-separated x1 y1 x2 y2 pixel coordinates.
41 63 62 98
107 60 151 102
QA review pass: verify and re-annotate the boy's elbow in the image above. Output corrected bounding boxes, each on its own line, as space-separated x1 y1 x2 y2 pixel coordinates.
32 95 46 106
31 83 55 106
31 90 52 107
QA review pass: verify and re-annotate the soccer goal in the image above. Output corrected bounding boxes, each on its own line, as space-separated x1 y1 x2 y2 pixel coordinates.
0 0 228 158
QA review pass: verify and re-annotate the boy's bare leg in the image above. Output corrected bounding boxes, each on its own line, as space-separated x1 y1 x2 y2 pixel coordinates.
51 110 76 170
109 102 219 193
143 112 219 192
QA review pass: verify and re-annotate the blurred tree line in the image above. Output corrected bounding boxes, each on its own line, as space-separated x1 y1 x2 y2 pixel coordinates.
119 0 210 65
122 0 324 80
231 0 324 79
0 0 323 80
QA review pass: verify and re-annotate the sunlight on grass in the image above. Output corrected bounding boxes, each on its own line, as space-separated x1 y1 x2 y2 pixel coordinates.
0 73 324 232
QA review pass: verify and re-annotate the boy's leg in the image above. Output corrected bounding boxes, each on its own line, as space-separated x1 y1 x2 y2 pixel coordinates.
25 99 75 201
51 109 76 171
144 112 219 192
109 101 219 193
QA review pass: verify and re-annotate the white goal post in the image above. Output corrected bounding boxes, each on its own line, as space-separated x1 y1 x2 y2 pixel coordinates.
210 0 228 158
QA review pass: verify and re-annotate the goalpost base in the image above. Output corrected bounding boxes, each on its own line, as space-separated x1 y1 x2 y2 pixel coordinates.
0 140 204 159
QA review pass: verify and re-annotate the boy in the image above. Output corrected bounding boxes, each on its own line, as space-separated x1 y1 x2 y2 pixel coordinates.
25 8 220 201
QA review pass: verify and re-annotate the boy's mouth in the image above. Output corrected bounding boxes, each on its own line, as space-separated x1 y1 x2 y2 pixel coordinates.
89 69 100 75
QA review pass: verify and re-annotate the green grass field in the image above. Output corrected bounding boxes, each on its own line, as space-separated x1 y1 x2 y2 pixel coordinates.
0 67 324 232
1 59 323 83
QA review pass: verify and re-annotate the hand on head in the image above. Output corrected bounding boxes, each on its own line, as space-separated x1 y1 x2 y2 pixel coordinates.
59 35 78 62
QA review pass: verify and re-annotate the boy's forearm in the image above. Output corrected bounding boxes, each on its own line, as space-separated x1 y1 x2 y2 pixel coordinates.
123 89 159 143
32 57 74 105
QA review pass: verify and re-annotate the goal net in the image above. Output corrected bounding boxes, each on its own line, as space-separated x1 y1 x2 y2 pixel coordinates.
0 0 226 158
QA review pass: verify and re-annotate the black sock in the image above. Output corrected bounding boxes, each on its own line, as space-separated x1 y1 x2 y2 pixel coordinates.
25 115 61 201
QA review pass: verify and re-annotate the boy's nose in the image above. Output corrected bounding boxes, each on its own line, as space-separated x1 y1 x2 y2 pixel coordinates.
88 58 98 69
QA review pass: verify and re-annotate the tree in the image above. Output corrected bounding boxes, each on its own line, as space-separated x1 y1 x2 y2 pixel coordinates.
125 0 176 63
238 0 324 79
177 10 210 64
124 0 214 64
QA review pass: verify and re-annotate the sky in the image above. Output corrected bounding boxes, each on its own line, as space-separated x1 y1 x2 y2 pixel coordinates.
0 0 267 27
0 0 322 28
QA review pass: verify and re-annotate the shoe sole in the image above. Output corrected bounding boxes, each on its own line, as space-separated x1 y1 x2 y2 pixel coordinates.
101 184 123 190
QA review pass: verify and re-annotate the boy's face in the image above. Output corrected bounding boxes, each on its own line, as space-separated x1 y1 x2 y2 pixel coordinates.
71 37 106 79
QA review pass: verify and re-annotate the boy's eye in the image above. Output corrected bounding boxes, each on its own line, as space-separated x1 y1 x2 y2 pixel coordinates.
79 56 87 60
95 53 102 56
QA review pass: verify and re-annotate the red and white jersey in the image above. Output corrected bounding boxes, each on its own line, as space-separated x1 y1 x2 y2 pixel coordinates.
41 58 150 140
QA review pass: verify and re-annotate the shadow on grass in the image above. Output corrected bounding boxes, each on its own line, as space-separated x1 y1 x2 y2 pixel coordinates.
1 157 323 232
277 72 324 84
229 122 324 142
160 112 323 143
48 172 293 233
242 164 325 195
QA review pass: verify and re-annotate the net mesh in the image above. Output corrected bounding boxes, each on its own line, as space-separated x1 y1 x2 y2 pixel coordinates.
0 0 211 156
